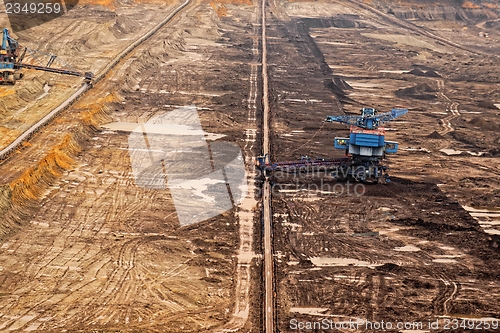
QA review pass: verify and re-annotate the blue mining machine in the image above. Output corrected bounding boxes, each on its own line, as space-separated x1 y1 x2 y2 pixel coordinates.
1 28 94 85
0 28 21 84
257 107 408 183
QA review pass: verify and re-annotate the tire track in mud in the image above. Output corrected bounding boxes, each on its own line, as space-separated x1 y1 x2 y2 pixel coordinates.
275 183 476 327
107 260 193 323
0 175 119 327
433 272 459 316
282 198 308 261
89 236 180 326
30 179 118 277
139 262 192 316
444 281 458 315
1 1 252 330
0 178 134 330
437 83 460 136
82 238 141 323
365 273 381 320
68 174 176 325
266 2 500 329
7 152 128 279
24 235 189 329
0 152 189 331
214 8 260 332
0 253 114 331
328 272 370 317
283 197 372 262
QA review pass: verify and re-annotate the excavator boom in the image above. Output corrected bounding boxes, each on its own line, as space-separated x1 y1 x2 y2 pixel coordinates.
1 28 93 84
325 107 408 130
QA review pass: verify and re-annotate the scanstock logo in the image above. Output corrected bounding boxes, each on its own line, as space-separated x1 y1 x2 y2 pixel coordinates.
3 0 79 32
128 105 247 226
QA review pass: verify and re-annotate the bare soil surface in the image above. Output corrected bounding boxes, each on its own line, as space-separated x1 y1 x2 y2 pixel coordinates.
0 0 499 331
265 0 500 331
0 0 263 331
0 0 179 150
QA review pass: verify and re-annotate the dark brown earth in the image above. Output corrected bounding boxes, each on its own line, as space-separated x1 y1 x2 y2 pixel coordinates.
264 0 500 332
0 0 499 331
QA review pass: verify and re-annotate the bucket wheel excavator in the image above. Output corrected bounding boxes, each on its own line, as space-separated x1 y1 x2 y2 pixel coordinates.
257 107 408 183
1 28 94 85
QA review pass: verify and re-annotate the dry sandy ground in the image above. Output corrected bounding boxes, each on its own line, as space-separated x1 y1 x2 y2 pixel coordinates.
0 0 180 150
0 0 263 331
264 0 500 331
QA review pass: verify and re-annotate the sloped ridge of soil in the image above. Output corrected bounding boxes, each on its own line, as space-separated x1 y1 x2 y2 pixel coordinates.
111 15 139 36
82 27 119 49
0 185 13 237
469 189 500 206
427 130 444 139
374 0 500 24
469 116 500 131
376 262 404 273
408 68 425 75
332 77 352 90
324 78 354 103
0 77 46 119
0 94 120 238
122 31 186 91
425 70 441 77
488 148 500 156
478 100 499 109
395 83 437 100
484 20 500 30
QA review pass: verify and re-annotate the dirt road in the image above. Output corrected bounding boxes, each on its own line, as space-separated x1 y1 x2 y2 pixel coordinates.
260 0 275 331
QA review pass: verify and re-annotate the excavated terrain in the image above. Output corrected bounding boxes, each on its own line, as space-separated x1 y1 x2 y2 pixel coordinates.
0 0 179 150
265 0 500 331
0 0 499 331
0 0 263 331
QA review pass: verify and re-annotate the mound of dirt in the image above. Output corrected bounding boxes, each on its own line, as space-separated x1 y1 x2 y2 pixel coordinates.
484 20 500 30
111 15 138 36
488 148 500 156
376 263 404 272
469 116 500 131
395 83 437 100
412 83 436 93
411 64 436 71
469 189 500 206
427 130 444 139
408 68 425 76
409 68 442 77
425 70 441 77
374 0 500 22
478 100 499 109
82 28 118 49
